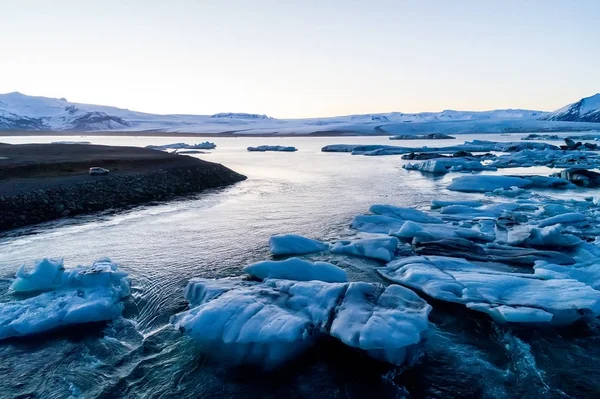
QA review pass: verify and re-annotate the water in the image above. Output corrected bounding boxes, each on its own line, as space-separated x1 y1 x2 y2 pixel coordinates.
1 134 599 398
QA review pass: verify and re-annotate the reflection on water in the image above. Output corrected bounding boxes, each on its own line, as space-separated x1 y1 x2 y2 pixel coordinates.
0 134 598 398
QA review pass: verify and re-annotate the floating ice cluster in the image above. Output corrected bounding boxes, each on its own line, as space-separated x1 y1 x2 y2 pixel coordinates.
171 277 431 368
0 258 130 340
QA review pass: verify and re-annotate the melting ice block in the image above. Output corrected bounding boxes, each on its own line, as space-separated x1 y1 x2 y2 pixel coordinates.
244 257 348 283
171 278 431 368
269 234 329 256
378 255 600 326
1 258 130 340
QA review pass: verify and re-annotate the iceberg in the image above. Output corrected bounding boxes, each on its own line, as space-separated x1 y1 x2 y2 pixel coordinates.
247 145 297 152
389 133 455 140
171 278 431 367
244 257 348 283
330 237 399 262
146 141 216 150
1 258 130 340
269 234 329 256
378 256 600 326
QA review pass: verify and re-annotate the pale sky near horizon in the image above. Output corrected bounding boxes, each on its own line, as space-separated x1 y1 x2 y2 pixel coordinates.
1 0 599 118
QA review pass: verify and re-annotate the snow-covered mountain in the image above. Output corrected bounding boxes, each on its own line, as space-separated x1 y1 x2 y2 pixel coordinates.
0 91 598 135
542 93 600 123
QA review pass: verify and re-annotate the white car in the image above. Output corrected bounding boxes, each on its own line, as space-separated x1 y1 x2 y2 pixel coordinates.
89 167 110 176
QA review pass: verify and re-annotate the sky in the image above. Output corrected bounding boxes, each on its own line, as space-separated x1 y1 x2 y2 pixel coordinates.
1 0 599 118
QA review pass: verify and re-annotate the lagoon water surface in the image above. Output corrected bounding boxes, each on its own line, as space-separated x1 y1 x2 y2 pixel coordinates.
0 134 598 398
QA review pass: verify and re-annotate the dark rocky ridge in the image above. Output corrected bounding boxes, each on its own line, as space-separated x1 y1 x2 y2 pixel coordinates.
0 143 246 230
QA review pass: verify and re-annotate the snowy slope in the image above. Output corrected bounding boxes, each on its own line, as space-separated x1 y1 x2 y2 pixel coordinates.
0 91 598 135
542 93 600 123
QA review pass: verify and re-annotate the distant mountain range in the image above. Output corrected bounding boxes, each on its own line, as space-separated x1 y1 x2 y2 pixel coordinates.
541 93 600 123
0 91 598 135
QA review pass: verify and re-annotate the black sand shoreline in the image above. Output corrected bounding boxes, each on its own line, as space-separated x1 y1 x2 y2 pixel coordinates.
0 143 246 230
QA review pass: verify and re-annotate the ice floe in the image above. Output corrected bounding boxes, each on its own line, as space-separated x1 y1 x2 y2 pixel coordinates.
171 278 431 367
1 258 130 340
378 256 600 326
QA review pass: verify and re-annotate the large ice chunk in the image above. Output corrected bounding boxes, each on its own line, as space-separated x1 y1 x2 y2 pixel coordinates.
11 257 129 293
378 256 600 325
171 278 431 367
330 283 431 366
330 237 399 262
1 258 130 340
369 204 443 224
269 234 329 256
448 175 532 193
244 257 348 283
534 261 600 290
506 224 582 248
404 158 496 174
538 212 587 227
350 215 407 234
393 221 494 243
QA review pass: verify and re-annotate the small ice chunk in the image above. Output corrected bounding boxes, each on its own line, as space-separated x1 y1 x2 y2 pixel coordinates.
244 257 348 283
330 237 399 262
269 234 329 256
